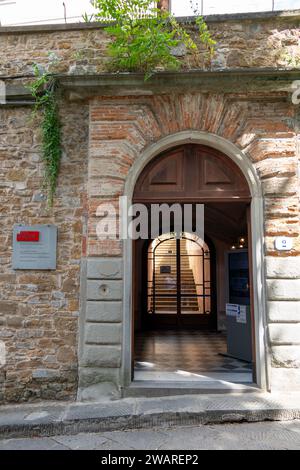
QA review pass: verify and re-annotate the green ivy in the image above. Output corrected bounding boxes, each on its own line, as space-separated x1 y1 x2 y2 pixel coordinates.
28 65 62 206
88 0 216 79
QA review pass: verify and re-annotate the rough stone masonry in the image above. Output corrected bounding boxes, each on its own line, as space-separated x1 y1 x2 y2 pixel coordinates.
0 10 300 403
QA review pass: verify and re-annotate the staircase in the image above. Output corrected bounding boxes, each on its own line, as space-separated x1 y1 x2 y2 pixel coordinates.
150 238 199 314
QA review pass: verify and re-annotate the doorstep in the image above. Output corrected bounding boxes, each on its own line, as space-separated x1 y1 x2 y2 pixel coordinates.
126 369 256 397
123 379 258 398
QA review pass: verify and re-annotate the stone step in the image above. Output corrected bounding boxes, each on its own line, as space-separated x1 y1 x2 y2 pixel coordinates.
154 283 196 287
150 300 199 303
151 304 199 308
153 288 197 292
154 264 191 268
152 299 199 304
154 308 199 312
155 268 192 271
154 276 195 280
155 273 194 275
151 292 199 297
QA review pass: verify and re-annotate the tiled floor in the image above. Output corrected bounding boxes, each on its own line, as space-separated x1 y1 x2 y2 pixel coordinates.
134 330 252 381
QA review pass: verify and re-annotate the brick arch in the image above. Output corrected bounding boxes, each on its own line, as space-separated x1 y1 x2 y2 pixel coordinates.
89 93 294 190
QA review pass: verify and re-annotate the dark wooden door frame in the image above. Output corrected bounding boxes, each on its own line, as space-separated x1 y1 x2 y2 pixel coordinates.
247 203 257 383
176 238 181 328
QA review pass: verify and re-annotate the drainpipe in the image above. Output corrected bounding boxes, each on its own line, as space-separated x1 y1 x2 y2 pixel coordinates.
63 2 67 24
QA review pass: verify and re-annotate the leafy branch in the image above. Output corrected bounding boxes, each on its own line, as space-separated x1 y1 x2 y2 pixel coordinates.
86 0 216 78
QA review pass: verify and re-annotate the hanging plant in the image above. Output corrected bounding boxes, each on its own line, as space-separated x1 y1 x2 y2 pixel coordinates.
28 64 62 206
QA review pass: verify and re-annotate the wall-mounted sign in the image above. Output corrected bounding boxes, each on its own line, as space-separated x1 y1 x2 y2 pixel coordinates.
275 237 293 251
12 225 57 270
226 303 239 317
226 303 248 324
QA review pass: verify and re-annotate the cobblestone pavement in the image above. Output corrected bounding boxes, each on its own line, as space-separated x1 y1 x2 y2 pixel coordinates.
0 421 300 450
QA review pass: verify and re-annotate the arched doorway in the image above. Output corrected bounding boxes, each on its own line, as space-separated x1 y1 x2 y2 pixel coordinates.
132 144 256 384
122 133 268 391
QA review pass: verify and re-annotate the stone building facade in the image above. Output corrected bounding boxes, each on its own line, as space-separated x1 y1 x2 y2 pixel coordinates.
0 10 300 403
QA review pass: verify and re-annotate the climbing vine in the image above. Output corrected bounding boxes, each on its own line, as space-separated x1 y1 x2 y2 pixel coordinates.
28 64 61 206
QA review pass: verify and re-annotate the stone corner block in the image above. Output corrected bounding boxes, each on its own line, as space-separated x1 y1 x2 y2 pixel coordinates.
77 383 120 402
267 279 300 301
87 280 123 301
266 257 300 279
87 258 123 280
271 345 300 368
81 345 121 368
78 366 120 388
269 323 300 345
271 367 300 391
267 301 300 323
86 301 122 322
85 323 122 345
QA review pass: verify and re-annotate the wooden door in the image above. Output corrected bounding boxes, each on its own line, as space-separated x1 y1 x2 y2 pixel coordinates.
134 145 251 203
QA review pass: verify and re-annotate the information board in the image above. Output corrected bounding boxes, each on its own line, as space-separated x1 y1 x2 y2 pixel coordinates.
12 225 57 270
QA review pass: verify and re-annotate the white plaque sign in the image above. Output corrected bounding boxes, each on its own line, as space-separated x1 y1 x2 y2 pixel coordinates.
12 225 57 270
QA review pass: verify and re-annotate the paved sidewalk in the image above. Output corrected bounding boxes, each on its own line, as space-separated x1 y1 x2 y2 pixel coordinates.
0 392 300 439
0 420 300 450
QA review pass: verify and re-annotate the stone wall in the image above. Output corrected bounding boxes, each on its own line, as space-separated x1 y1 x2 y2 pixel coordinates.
0 100 89 402
0 12 300 402
0 11 299 77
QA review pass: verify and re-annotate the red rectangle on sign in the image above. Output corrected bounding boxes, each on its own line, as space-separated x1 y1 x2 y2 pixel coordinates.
17 231 40 242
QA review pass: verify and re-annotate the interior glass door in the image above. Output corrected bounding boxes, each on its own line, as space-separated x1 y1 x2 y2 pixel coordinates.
147 233 213 328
